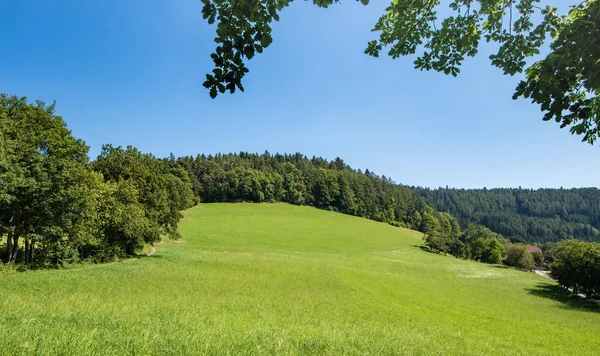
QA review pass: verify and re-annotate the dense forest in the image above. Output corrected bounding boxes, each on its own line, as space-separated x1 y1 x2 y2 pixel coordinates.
173 152 456 235
413 188 600 243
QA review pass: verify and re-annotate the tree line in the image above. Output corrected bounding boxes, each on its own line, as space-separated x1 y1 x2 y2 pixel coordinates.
173 152 448 233
413 187 600 243
551 239 600 299
173 152 560 272
420 212 547 271
0 95 196 267
422 212 600 297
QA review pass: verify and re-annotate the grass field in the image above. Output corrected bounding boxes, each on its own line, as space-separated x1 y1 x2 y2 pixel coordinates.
1 203 599 355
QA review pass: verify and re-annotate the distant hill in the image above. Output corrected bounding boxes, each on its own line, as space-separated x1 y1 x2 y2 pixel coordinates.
172 152 600 243
172 152 454 235
412 187 600 243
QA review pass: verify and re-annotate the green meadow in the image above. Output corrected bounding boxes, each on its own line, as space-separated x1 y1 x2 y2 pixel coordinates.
1 203 599 355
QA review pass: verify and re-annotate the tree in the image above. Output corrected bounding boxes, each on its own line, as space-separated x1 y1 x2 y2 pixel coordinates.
200 0 599 143
0 94 200 267
423 230 450 254
531 251 544 267
447 238 465 258
474 237 504 264
279 162 306 205
92 145 196 248
488 239 504 265
551 239 600 298
514 1 600 144
457 224 504 263
421 209 459 254
0 95 91 265
504 244 535 270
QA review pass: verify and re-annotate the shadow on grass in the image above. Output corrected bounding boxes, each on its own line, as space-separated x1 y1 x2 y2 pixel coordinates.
412 245 438 254
526 282 600 313
132 253 164 259
145 254 164 259
490 265 509 269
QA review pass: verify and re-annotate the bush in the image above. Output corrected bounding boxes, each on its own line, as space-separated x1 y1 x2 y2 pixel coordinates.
504 244 534 270
532 251 544 267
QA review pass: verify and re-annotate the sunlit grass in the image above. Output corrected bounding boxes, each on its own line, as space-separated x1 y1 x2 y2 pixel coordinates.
1 203 599 355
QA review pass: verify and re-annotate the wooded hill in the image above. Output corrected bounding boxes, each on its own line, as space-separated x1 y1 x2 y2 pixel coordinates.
173 152 448 234
0 93 455 267
412 187 600 243
4 94 599 268
173 153 600 244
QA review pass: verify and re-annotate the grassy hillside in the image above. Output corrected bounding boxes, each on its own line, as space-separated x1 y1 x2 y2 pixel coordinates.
1 203 599 355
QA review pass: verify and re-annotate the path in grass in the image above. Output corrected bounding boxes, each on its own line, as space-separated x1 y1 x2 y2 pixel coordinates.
534 269 551 279
0 203 599 355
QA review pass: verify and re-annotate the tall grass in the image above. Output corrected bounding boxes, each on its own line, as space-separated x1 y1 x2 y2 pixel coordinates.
0 203 598 355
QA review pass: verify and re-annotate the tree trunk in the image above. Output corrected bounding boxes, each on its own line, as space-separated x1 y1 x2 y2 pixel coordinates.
8 234 19 264
24 240 29 264
6 230 13 264
28 241 35 265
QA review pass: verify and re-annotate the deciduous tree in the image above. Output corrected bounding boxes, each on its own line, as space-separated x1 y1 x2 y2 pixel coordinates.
504 244 535 270
0 95 90 265
201 0 599 143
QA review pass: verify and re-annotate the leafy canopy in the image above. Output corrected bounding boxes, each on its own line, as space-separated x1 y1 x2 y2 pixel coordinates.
1 94 197 266
200 0 600 143
551 239 600 298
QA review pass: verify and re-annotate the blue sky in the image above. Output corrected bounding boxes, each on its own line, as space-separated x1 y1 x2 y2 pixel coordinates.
1 0 597 189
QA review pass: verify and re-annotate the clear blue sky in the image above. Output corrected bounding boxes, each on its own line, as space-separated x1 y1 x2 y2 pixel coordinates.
1 0 597 189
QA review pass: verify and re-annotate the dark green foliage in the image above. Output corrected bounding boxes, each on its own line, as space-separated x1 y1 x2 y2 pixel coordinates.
514 1 600 144
427 223 504 265
532 251 544 267
0 94 91 265
504 244 535 270
201 0 599 143
89 145 196 256
175 152 434 232
422 209 461 255
542 242 557 263
1 95 196 267
414 187 600 243
551 239 600 298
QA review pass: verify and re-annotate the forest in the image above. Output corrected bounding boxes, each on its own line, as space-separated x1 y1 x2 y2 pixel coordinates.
413 187 600 243
174 152 452 234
